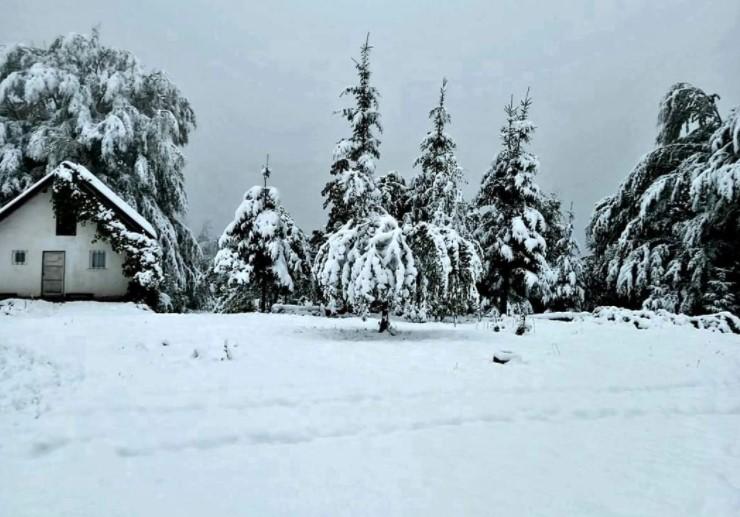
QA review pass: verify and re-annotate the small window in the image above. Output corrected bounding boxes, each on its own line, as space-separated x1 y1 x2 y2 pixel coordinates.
56 211 77 236
12 250 27 265
90 250 106 269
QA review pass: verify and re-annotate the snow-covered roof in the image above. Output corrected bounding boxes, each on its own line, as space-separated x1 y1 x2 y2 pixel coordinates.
0 161 157 238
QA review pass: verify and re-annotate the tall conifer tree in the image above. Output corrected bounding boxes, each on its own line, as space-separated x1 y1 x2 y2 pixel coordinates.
406 79 481 321
475 90 548 314
314 37 416 332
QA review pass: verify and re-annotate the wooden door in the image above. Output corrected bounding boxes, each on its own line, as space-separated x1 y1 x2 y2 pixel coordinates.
41 251 65 297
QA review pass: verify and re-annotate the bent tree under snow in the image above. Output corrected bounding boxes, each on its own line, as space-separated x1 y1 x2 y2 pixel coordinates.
313 213 417 330
315 35 418 332
587 83 740 315
0 30 200 309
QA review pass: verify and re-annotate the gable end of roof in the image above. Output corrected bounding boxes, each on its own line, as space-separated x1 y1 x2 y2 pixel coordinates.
0 162 157 239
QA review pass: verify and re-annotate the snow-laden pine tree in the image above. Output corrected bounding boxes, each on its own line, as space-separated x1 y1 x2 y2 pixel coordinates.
213 161 311 313
314 37 416 332
529 194 577 311
313 213 417 331
548 205 585 311
588 83 739 315
406 79 481 321
410 79 467 229
321 34 382 233
474 91 549 315
0 30 200 310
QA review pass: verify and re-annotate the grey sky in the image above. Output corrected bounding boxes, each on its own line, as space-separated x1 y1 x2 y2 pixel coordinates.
3 0 739 244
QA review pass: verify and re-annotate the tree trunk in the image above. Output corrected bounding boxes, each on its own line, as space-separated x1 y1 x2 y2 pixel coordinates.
260 282 267 313
498 273 509 316
378 304 390 333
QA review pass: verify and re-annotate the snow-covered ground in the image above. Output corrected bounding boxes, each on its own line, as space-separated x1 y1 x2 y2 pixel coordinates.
2 301 740 516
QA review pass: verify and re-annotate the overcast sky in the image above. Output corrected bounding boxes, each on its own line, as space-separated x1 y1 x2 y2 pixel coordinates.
3 0 739 243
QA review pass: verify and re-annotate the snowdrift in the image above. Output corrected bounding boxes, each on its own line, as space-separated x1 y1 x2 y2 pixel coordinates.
0 298 151 318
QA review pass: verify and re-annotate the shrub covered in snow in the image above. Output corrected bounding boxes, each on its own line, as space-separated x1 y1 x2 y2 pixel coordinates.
592 306 740 334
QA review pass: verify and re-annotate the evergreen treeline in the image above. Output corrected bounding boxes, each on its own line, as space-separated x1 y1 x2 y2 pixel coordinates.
212 36 581 328
213 39 739 326
2 31 736 321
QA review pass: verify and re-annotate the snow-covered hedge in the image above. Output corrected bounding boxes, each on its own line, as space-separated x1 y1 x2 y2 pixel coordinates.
270 304 323 316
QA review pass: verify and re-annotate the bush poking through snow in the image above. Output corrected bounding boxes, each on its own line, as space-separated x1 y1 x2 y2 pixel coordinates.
515 315 533 336
221 341 233 361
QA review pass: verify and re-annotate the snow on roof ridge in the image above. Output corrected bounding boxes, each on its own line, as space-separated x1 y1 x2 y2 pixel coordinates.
58 162 157 238
0 162 157 239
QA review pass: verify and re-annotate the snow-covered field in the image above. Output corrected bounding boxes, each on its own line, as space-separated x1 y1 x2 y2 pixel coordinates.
2 301 740 516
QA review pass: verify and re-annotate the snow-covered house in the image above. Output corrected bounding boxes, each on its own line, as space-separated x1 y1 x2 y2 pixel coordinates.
0 162 162 301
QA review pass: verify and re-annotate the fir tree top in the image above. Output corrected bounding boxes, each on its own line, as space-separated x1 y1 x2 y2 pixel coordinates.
478 89 541 209
411 78 465 229
656 83 721 146
261 154 271 188
336 33 382 174
322 34 383 232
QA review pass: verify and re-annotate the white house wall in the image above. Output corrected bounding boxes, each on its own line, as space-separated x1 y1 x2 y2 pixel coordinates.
0 188 129 298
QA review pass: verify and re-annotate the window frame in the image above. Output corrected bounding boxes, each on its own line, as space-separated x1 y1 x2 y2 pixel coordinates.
11 250 28 265
56 211 77 236
89 250 107 270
